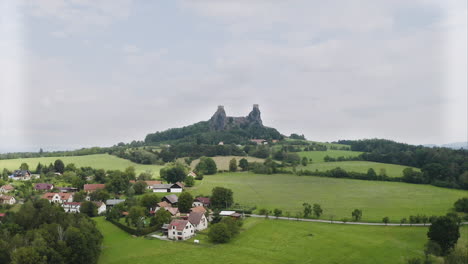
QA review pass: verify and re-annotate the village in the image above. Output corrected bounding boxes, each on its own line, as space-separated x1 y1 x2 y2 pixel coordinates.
0 166 242 242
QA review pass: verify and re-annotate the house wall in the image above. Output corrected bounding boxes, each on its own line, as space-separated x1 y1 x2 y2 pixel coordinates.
170 188 182 193
168 224 195 240
97 204 106 214
152 189 167 193
197 215 208 231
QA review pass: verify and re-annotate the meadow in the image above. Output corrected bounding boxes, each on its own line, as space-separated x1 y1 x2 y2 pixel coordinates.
297 150 363 162
189 156 265 170
0 154 164 176
300 160 418 177
189 172 466 222
95 217 468 264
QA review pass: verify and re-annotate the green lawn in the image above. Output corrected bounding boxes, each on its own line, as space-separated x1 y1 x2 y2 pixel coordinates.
189 173 466 222
297 150 363 162
95 216 465 264
300 160 418 178
189 156 265 171
0 154 164 176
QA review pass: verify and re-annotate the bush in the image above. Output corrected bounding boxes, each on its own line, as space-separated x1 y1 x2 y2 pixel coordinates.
208 223 231 243
454 197 468 213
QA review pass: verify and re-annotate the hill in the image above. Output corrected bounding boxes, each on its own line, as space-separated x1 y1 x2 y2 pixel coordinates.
144 105 282 145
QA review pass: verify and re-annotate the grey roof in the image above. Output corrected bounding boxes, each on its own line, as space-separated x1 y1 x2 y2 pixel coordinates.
188 212 204 225
152 184 174 189
106 199 125 206
163 194 178 204
161 224 169 229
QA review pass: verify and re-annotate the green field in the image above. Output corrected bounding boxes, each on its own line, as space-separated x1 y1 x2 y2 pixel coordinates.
0 154 164 176
189 156 265 171
297 150 363 162
189 173 466 222
96 216 467 264
300 160 418 178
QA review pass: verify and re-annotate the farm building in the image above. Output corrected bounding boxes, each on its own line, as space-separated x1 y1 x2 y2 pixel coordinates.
9 170 32 180
151 182 184 193
187 171 197 178
162 194 178 206
42 192 74 204
192 197 210 207
35 183 54 191
62 201 106 214
167 220 195 241
57 187 78 193
84 184 106 193
129 180 162 189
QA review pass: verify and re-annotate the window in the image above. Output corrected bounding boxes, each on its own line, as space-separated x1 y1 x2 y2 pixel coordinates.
186 226 188 229
178 232 182 235
173 231 175 235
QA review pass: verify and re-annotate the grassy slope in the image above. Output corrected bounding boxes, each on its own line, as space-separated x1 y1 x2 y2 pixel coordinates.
189 156 265 171
301 161 418 178
189 173 466 222
0 154 164 176
95 216 464 264
297 150 363 162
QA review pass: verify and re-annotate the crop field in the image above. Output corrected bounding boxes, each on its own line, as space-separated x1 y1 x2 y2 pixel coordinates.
189 156 265 171
297 150 363 162
95 216 465 264
0 154 164 176
189 173 466 222
300 160 419 178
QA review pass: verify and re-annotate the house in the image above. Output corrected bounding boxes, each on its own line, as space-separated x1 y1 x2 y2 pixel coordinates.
218 141 224 145
192 197 210 207
151 201 172 213
42 192 74 204
0 184 14 193
167 220 195 240
35 183 54 191
250 139 267 145
9 170 32 180
57 187 78 193
106 199 125 208
190 206 207 214
0 195 16 205
162 194 178 206
83 184 106 193
94 201 107 214
187 171 197 178
166 207 180 216
188 211 208 231
62 202 81 213
151 182 184 193
220 211 242 219
130 180 163 190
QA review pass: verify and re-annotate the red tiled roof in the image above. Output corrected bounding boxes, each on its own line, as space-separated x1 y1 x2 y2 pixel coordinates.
195 197 210 204
0 195 13 201
1 185 14 190
169 219 189 231
83 184 105 191
190 206 207 214
42 192 73 201
157 201 172 208
35 183 54 190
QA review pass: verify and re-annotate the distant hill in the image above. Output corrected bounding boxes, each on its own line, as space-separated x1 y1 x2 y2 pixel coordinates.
424 142 468 150
144 105 283 145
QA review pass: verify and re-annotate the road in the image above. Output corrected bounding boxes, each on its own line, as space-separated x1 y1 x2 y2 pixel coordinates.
247 214 468 227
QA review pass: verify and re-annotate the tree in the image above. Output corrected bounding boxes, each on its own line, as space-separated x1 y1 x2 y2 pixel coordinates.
20 163 29 171
444 245 468 264
53 159 65 174
138 171 153 181
367 168 377 178
124 166 136 181
211 187 233 209
301 157 308 166
239 158 249 171
133 181 148 195
196 157 217 175
89 189 110 202
208 223 231 243
273 208 282 218
128 206 146 228
424 240 442 257
11 247 46 264
382 217 390 225
160 164 187 183
94 169 106 183
178 192 194 213
80 201 98 217
73 191 87 202
302 203 312 218
139 193 159 210
106 170 130 194
35 163 44 174
312 203 323 218
454 197 468 213
427 216 460 255
351 209 362 221
229 158 238 172
400 218 407 226
65 163 77 172
184 176 195 187
150 209 172 229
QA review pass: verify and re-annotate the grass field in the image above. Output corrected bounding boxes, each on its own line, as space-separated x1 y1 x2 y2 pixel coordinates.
300 160 418 178
189 156 265 171
95 217 468 264
189 173 466 222
297 150 363 162
0 154 164 176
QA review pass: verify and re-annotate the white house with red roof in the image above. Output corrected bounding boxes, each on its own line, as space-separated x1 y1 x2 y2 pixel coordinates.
168 219 195 240
0 195 16 205
0 184 15 193
42 192 74 204
188 211 208 231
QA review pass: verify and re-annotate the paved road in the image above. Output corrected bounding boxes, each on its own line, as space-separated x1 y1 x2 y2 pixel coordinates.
248 214 468 227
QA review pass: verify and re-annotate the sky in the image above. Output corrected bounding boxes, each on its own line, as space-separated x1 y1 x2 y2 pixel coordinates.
0 0 467 153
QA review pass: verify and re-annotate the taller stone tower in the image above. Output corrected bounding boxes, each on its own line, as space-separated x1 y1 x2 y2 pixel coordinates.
209 105 227 131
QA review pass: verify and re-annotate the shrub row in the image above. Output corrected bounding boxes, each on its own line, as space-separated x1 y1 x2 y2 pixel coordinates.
106 218 161 236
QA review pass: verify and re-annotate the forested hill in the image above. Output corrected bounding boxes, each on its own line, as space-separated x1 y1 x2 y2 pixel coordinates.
337 139 468 189
144 105 283 145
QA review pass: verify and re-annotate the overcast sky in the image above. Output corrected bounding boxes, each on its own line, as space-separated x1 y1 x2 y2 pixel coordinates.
0 0 467 153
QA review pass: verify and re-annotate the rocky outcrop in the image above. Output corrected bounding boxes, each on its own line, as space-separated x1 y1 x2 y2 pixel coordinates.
209 104 263 131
